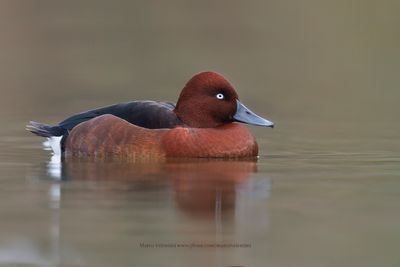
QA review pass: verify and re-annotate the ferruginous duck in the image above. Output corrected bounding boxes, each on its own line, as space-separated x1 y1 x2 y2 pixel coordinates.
27 72 274 159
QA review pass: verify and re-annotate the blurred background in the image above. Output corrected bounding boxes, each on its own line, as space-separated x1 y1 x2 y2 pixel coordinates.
0 1 399 267
1 0 399 123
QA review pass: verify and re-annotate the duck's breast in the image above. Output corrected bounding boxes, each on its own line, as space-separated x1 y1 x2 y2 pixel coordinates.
161 124 258 158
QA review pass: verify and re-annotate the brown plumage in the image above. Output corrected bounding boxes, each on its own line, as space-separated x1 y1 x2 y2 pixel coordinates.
65 114 258 159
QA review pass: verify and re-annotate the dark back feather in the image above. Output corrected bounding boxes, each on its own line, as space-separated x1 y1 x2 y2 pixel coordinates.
58 101 182 130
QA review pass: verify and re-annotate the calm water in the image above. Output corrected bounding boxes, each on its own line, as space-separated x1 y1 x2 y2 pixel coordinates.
1 1 400 267
1 119 399 267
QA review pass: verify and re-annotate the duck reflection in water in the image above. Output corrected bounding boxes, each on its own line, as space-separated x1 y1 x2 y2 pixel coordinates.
49 156 259 218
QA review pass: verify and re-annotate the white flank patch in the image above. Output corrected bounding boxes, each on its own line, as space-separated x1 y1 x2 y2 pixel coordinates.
42 136 63 155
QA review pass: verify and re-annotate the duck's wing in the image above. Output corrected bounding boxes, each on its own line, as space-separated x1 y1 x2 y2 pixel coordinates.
59 100 182 131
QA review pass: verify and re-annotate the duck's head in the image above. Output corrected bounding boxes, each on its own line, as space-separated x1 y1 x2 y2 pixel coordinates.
174 71 274 128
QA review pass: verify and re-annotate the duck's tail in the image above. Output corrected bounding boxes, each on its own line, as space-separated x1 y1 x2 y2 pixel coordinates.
26 121 67 155
26 121 66 137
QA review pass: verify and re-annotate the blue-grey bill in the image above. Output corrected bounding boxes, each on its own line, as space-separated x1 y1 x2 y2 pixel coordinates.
233 100 274 128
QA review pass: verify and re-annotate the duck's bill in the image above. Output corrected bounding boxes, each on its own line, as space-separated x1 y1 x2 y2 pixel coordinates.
233 100 274 128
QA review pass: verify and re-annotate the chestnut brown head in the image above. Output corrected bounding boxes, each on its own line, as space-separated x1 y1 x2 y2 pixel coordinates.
174 71 274 128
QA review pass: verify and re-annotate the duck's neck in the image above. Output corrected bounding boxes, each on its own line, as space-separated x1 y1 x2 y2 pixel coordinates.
174 107 220 128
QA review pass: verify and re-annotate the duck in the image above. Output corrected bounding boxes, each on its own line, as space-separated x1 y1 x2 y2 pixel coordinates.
27 71 274 159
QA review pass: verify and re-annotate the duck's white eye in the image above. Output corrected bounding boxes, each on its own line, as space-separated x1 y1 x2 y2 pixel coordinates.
216 93 225 100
